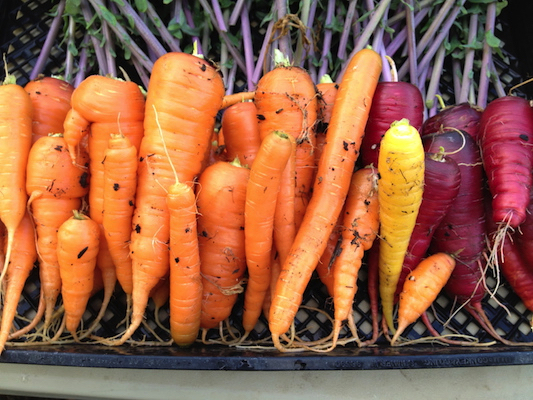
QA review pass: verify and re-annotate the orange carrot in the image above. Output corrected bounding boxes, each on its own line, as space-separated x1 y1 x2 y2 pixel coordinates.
221 91 255 109
116 52 224 345
24 76 74 144
220 101 261 167
102 134 138 296
0 211 37 353
390 252 456 345
57 210 100 338
315 75 338 167
330 166 379 348
253 51 319 262
268 48 382 351
0 75 34 285
26 134 90 329
168 181 202 346
198 159 249 332
242 130 294 336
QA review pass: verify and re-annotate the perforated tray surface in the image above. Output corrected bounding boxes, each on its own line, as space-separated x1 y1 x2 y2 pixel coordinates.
1 0 533 370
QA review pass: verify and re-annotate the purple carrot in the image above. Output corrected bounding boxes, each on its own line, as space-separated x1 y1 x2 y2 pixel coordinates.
421 102 483 141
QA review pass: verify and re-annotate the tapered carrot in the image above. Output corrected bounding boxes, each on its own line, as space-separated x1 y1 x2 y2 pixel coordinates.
115 53 224 346
242 130 294 337
268 48 382 351
390 253 456 345
24 76 74 144
330 166 379 349
57 210 100 338
102 134 138 296
377 118 425 334
315 75 338 168
0 211 37 353
0 75 34 285
26 134 90 329
168 181 202 347
198 159 249 332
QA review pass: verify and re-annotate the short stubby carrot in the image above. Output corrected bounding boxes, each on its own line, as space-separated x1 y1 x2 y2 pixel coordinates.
24 76 74 144
331 166 379 348
57 210 100 338
243 130 294 336
197 159 250 331
268 48 382 351
377 118 425 333
391 252 456 345
167 182 202 347
221 101 262 167
0 76 34 284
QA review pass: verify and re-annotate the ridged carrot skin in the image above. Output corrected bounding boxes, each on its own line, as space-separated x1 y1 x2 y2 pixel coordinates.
167 182 202 347
268 48 382 347
24 76 74 144
377 118 425 333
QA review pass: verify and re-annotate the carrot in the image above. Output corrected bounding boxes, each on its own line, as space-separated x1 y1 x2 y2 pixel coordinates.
24 76 74 144
242 130 294 337
120 52 224 346
478 96 533 255
268 48 382 351
26 134 90 329
330 166 379 349
253 50 319 255
0 211 37 353
220 91 255 109
421 102 482 141
0 75 34 286
197 159 249 333
220 101 261 167
167 180 202 347
390 252 456 345
102 134 138 296
360 81 424 168
315 213 342 297
395 152 461 302
57 210 100 338
315 75 338 167
377 118 425 334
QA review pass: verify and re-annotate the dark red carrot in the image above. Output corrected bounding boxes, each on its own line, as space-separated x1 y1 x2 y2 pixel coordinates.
478 96 533 230
422 129 513 345
359 81 424 168
395 152 461 302
421 102 483 140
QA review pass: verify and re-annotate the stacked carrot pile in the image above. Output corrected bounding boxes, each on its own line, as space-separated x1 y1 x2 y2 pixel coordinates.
1 41 533 354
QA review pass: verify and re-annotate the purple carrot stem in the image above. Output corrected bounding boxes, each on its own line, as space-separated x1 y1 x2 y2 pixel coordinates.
299 0 317 69
489 58 506 99
275 0 292 61
404 0 418 86
425 39 447 116
73 35 90 87
87 0 154 71
211 0 228 32
385 7 429 57
102 18 117 77
116 0 167 58
240 1 256 90
452 58 462 104
146 2 181 52
476 1 497 109
398 0 465 81
30 0 66 80
337 0 358 61
182 0 202 54
64 15 76 84
225 62 238 96
229 0 246 26
131 57 150 90
459 13 478 104
318 0 336 80
252 7 276 82
81 0 108 76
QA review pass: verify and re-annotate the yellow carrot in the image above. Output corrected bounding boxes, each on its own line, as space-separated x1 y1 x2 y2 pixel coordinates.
377 118 425 333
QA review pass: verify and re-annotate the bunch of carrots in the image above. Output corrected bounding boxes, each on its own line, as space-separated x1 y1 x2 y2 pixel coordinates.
1 42 533 355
